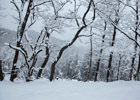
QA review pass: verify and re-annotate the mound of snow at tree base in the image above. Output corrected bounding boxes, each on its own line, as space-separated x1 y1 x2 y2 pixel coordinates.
0 79 140 100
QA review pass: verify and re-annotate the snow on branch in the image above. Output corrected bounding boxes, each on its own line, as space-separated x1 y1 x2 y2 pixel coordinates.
32 0 51 10
24 32 34 50
7 43 30 69
96 8 140 47
11 0 22 23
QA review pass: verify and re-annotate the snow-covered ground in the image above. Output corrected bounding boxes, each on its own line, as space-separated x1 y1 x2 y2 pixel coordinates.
0 79 140 100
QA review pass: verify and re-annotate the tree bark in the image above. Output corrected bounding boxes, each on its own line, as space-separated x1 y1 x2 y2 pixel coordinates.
0 60 4 81
129 1 138 80
134 52 140 80
106 19 118 82
85 28 93 81
10 42 20 81
10 0 33 82
49 0 93 81
49 26 86 81
117 54 122 80
94 21 107 82
107 52 113 82
37 47 49 79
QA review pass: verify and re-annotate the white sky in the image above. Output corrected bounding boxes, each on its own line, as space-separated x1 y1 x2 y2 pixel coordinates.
0 0 89 47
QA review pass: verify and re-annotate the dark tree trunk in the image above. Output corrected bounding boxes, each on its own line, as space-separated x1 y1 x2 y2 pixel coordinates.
117 54 122 80
85 27 93 81
107 52 113 82
0 60 4 81
134 53 140 80
26 57 37 82
106 2 120 82
10 42 20 81
130 56 136 80
10 0 33 82
129 1 138 80
130 28 138 81
94 21 107 82
49 26 86 81
49 0 93 81
37 47 49 79
106 20 118 82
49 61 57 81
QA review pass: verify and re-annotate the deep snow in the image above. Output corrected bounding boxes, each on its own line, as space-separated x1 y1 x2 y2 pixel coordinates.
0 79 140 100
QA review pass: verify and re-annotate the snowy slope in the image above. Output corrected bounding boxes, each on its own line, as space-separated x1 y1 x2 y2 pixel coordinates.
0 79 140 100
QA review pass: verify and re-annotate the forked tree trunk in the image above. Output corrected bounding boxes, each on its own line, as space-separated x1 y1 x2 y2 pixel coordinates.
10 0 33 82
26 56 37 82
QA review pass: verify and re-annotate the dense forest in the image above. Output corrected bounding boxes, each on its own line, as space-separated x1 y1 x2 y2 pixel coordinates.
0 0 140 82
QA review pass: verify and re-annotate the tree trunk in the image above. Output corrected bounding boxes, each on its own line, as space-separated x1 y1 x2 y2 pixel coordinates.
49 26 86 81
129 1 138 80
130 56 136 80
37 47 49 79
106 25 117 82
49 61 57 81
107 52 113 82
117 54 122 80
94 21 107 82
0 60 4 81
10 42 20 81
85 28 93 81
134 52 140 80
129 27 138 81
26 56 37 82
49 0 93 81
10 0 33 82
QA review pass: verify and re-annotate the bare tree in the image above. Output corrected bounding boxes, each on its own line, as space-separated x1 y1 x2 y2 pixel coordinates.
85 27 93 81
10 0 34 82
36 28 50 79
118 0 140 80
9 0 51 82
105 1 120 82
94 21 107 82
129 0 139 80
49 0 95 81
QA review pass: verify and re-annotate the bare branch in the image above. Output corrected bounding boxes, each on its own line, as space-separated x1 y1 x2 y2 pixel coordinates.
11 0 21 23
32 1 51 10
96 7 140 47
74 0 80 27
24 32 34 50
118 0 136 12
8 44 30 69
56 0 69 14
92 0 96 21
78 33 95 38
51 0 57 16
82 0 92 26
108 16 140 47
